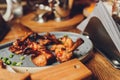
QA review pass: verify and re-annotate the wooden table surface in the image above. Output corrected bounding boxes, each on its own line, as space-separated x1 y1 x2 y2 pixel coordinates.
0 15 120 80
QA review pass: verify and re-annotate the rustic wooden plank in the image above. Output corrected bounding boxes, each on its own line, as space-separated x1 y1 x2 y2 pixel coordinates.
31 59 92 80
0 68 30 80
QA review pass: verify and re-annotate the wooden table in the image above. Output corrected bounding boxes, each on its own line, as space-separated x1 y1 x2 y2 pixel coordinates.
0 16 120 80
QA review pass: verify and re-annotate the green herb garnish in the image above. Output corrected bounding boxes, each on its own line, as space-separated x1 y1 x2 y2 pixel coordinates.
16 62 23 66
20 56 25 60
5 60 11 65
12 62 17 66
2 57 8 63
9 54 14 58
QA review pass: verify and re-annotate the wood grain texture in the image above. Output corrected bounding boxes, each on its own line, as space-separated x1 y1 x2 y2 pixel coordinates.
86 50 120 80
0 69 30 80
20 12 84 32
31 59 92 80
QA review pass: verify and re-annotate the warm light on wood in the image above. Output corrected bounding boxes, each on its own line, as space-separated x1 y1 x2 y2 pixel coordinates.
20 13 84 32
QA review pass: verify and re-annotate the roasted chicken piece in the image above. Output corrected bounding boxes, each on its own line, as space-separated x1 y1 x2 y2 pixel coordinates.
27 41 54 59
38 39 51 46
32 54 47 66
9 39 25 54
68 38 84 52
59 35 73 48
44 32 60 44
9 32 35 54
25 41 55 66
9 32 84 66
9 32 56 66
51 44 73 62
21 32 33 42
31 51 55 66
36 32 60 46
51 36 84 62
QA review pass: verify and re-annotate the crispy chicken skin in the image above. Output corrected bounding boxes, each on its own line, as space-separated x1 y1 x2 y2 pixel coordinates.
59 36 73 48
51 44 73 62
51 36 84 62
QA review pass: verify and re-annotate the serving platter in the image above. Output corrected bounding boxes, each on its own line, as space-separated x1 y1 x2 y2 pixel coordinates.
0 32 93 73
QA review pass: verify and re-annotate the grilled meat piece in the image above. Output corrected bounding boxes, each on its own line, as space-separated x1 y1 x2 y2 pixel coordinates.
50 36 84 63
9 32 84 66
32 54 47 66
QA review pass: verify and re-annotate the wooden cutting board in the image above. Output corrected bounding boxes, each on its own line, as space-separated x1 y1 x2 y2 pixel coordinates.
0 59 92 80
31 59 92 80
